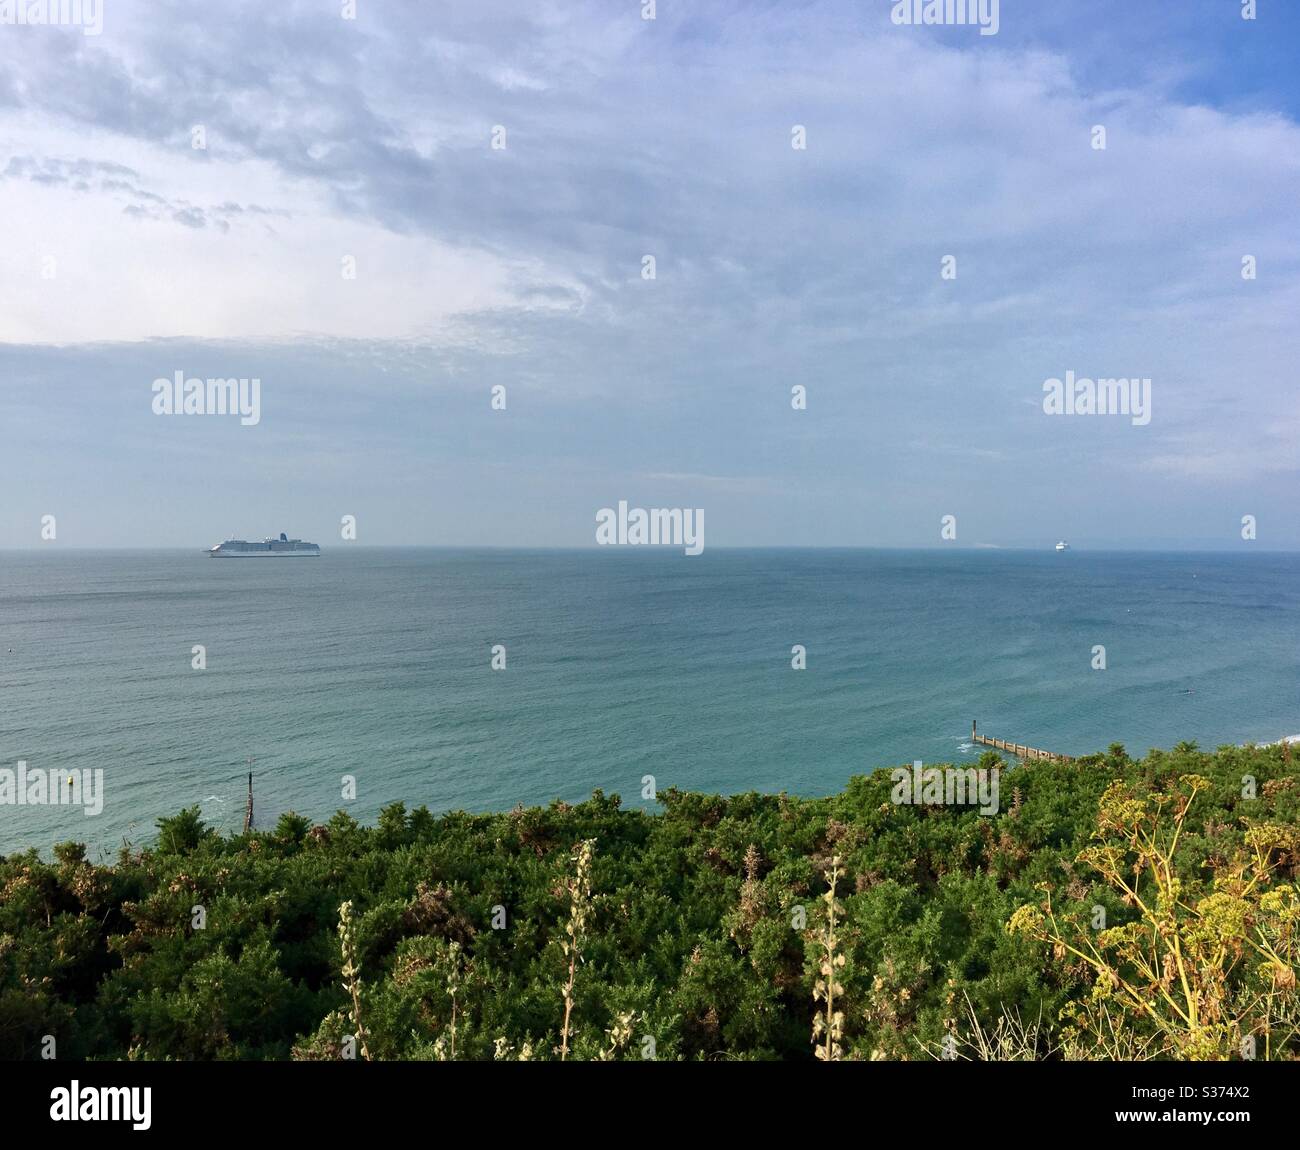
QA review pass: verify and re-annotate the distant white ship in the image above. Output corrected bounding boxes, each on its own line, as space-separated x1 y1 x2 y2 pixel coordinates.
208 532 320 557
1055 540 1070 551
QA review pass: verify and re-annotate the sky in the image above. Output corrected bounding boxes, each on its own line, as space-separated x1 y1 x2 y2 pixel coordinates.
1 0 1298 550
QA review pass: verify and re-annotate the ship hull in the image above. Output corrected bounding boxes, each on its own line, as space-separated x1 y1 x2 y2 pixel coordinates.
209 551 320 557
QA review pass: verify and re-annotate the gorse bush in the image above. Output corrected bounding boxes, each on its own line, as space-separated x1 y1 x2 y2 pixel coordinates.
0 744 1297 1060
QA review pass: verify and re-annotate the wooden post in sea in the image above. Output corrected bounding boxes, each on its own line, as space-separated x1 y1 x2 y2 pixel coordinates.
243 762 254 833
972 719 977 742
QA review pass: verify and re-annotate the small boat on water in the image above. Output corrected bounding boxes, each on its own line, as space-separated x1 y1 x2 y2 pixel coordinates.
1055 540 1070 551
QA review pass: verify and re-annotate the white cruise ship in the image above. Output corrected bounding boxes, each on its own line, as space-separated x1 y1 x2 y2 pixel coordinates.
1055 540 1070 551
208 532 320 557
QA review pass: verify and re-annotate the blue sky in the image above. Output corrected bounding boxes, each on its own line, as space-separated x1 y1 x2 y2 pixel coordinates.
1 0 1298 549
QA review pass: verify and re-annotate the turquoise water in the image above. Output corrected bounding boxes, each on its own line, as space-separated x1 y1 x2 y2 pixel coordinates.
1 548 1296 856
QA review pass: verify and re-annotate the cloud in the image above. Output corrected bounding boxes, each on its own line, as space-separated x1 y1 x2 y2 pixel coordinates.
1 1 1299 544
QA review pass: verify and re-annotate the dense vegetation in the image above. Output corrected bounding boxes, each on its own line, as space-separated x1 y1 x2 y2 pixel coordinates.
1 742 1297 1061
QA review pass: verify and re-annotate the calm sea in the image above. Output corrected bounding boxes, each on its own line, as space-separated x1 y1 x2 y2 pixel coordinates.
1 548 1296 856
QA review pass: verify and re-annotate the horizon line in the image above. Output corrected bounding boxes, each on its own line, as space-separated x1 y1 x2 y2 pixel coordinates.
0 544 1291 555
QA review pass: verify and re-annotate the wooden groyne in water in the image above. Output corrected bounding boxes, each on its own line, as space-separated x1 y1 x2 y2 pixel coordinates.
970 721 1074 763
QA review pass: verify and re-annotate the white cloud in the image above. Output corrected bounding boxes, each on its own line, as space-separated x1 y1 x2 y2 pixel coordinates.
0 124 579 343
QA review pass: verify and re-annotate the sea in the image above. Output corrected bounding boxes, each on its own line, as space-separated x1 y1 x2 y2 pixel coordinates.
1 547 1296 857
